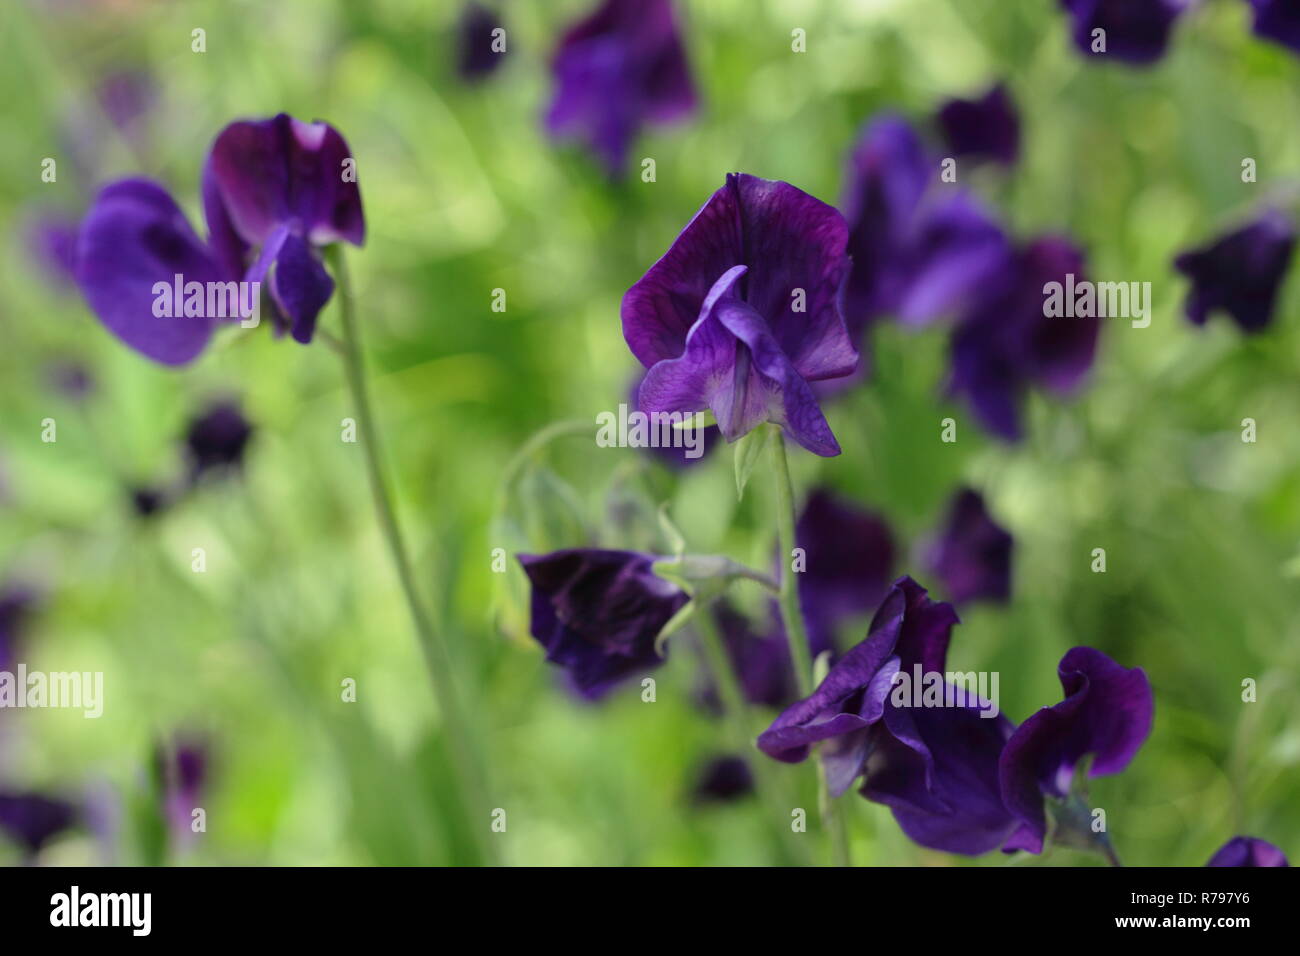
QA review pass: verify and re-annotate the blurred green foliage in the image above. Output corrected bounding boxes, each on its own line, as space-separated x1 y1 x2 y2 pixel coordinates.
0 0 1297 865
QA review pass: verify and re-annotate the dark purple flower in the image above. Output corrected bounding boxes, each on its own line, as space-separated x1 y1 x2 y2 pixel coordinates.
26 212 80 289
624 173 858 457
156 737 208 846
691 754 755 804
948 236 1099 441
1058 0 1189 65
76 114 364 364
184 400 253 480
0 586 36 674
1248 1 1300 53
0 792 77 857
203 113 364 343
546 0 696 177
1207 836 1289 867
456 2 508 81
698 600 801 711
1174 211 1295 334
759 576 1018 854
130 485 169 517
841 116 1011 337
999 647 1154 854
926 488 1012 605
935 83 1020 166
96 68 157 136
796 488 895 648
518 549 687 699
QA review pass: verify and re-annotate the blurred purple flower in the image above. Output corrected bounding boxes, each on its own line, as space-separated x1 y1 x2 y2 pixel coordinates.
691 754 755 804
1207 836 1289 867
925 488 1012 605
1247 1 1300 54
999 647 1153 854
76 113 364 364
456 2 508 81
840 115 1011 338
184 400 253 481
948 236 1099 441
0 792 77 858
26 212 80 289
96 68 157 137
0 586 36 674
697 600 801 712
130 485 169 518
46 361 95 401
935 84 1020 166
156 738 208 849
759 576 1018 854
796 488 895 648
1174 211 1295 334
518 549 687 699
624 173 858 457
546 0 696 177
1058 0 1189 65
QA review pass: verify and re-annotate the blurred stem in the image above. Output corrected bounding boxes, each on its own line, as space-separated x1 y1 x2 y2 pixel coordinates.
328 245 497 866
692 606 809 866
767 425 852 867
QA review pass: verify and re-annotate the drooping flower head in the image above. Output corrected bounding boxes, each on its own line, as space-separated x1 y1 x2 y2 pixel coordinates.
948 236 1100 441
758 576 1018 854
456 2 509 81
1207 836 1289 867
624 173 858 457
518 549 687 699
76 113 364 365
1173 210 1295 334
691 754 755 804
0 792 77 858
796 488 895 647
999 647 1154 854
1248 1 1300 54
1058 0 1190 65
935 84 1020 167
184 400 253 481
546 0 696 177
925 487 1013 605
840 115 1011 338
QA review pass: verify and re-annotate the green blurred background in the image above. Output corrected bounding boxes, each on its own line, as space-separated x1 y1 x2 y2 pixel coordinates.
0 0 1297 865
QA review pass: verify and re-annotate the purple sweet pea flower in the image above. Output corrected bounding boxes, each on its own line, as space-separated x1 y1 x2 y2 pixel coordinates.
184 400 253 481
1058 0 1189 65
1207 836 1289 867
796 488 895 647
696 600 808 712
0 792 77 858
1173 211 1295 334
76 114 364 364
999 647 1154 854
624 173 858 457
948 236 1100 441
840 115 1011 338
96 68 157 138
546 0 696 177
518 549 688 699
935 84 1020 167
691 754 755 804
130 485 169 518
1247 1 1300 54
456 2 508 81
759 576 1018 854
925 487 1012 605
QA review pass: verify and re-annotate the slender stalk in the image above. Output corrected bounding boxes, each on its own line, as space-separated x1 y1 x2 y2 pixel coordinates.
328 246 496 865
692 606 810 866
767 425 852 867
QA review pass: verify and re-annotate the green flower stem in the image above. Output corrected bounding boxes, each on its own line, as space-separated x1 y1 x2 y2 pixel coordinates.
329 246 497 866
691 606 810 866
767 425 852 867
